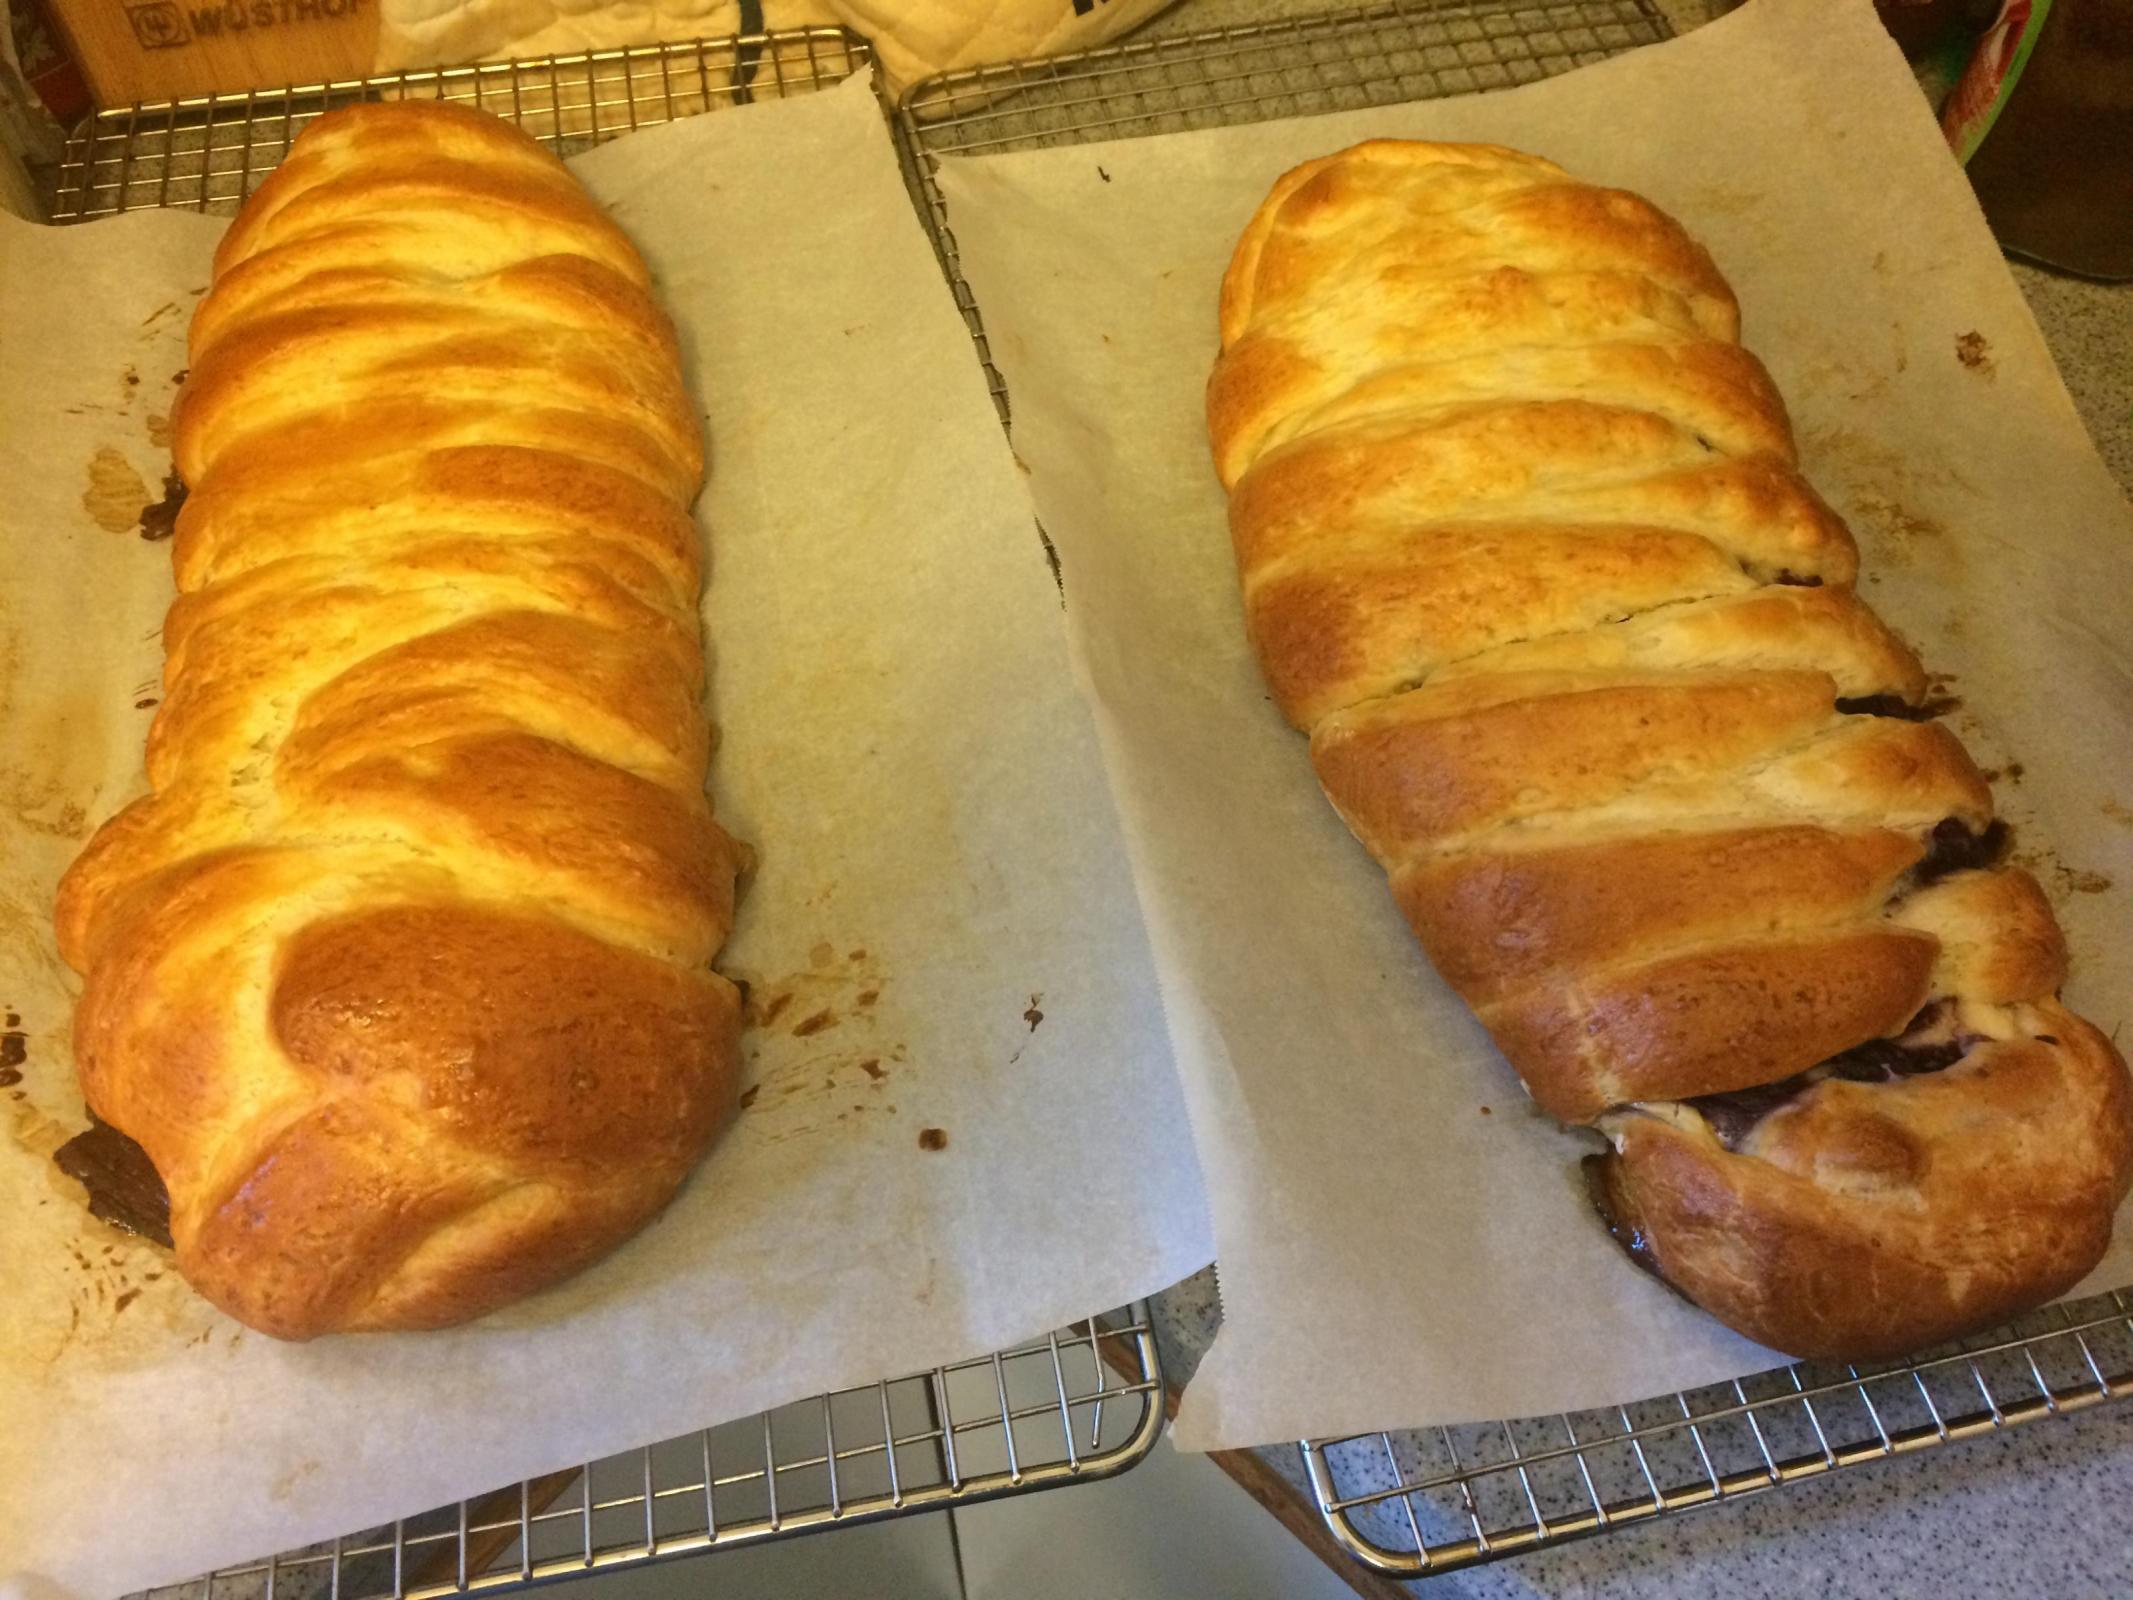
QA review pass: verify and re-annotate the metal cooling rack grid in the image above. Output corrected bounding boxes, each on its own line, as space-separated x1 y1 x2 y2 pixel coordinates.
897 0 1669 421
896 0 2133 1575
51 29 871 220
1304 1287 2133 1573
129 1312 1163 1600
51 31 1166 1596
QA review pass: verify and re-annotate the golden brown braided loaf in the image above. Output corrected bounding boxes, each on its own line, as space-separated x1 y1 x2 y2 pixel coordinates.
56 102 745 1341
1208 140 2132 1360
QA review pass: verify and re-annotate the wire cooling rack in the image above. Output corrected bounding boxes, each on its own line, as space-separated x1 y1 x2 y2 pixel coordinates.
897 0 1671 421
51 29 871 219
1304 1288 2133 1573
130 1313 1163 1599
896 0 2133 1576
49 29 1166 1596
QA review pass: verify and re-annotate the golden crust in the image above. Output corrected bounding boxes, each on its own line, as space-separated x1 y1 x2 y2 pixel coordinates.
1208 137 2132 1360
56 102 742 1340
1312 673 1992 859
1425 585 1928 703
1394 826 1924 1006
1593 1007 2133 1360
1897 868 2068 1002
1226 408 1856 583
1485 928 1938 1122
1243 524 1756 729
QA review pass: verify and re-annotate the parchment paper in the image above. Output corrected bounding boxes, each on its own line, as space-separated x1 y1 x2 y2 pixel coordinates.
934 0 2133 1450
0 72 1211 1598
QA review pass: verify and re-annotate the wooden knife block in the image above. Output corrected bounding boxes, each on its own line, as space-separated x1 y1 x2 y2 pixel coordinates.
47 0 380 108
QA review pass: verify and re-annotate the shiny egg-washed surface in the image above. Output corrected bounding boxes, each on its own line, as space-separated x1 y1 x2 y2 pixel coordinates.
57 101 746 1340
1208 139 2132 1360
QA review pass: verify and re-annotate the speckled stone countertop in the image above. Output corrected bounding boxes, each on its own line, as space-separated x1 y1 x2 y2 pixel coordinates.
1132 1 2133 1594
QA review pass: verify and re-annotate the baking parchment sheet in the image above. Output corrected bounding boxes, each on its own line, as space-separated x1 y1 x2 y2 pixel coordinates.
0 71 1212 1599
934 0 2133 1451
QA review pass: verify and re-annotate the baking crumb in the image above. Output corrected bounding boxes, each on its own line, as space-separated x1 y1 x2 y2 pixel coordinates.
1023 994 1044 1032
848 947 867 961
859 1058 885 1081
1097 165 1111 183
1479 1105 1493 1116
759 992 793 1027
793 1009 836 1037
918 1127 948 1152
1955 331 1995 375
857 988 880 1007
738 1085 760 1109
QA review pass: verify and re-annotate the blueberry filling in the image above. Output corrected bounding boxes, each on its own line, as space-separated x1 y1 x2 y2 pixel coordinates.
54 1116 172 1247
1684 1000 1983 1152
1833 692 1964 720
1912 817 2010 885
1690 1079 1812 1151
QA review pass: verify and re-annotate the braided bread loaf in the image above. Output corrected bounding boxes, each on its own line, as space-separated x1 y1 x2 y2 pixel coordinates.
55 102 745 1340
1209 140 2132 1360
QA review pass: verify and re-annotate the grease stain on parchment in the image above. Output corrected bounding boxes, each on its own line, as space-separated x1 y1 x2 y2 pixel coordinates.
2012 843 2116 905
81 448 151 535
728 934 903 1148
0 678 107 840
5 1018 220 1369
1798 423 1982 575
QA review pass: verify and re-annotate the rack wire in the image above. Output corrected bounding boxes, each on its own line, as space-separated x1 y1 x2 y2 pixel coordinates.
51 29 871 219
896 0 2133 1576
132 1313 1163 1600
49 29 1166 1596
898 0 1670 421
1299 1288 2133 1574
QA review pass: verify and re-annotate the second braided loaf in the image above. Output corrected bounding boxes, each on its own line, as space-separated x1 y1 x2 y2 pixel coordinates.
1208 140 2131 1360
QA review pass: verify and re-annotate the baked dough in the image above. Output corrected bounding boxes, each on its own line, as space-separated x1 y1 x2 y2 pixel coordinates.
56 101 744 1340
1208 139 2132 1360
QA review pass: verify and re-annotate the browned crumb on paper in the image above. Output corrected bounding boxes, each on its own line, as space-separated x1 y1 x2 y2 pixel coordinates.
1955 330 1996 376
918 1127 949 1152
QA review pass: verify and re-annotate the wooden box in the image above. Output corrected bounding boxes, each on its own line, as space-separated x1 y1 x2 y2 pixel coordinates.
46 0 381 108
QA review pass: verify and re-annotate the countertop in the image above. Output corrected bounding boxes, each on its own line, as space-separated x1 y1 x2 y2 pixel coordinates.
1132 1 2133 1595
